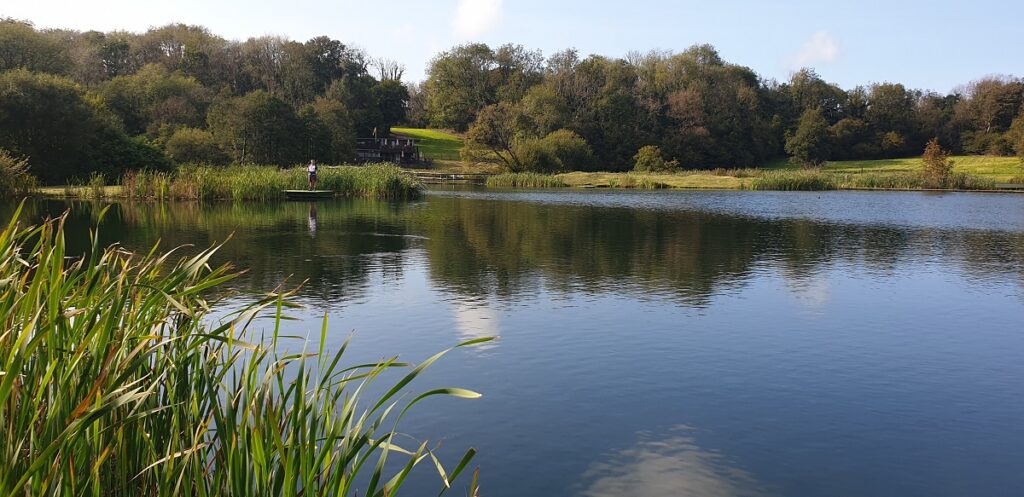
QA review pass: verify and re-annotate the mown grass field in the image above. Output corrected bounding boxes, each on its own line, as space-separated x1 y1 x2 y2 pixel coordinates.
768 155 1023 182
391 127 464 161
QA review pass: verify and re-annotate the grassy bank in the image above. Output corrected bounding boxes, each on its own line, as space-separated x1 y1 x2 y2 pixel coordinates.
768 155 1023 182
46 163 424 200
413 150 1021 191
391 128 464 161
482 156 1019 191
0 206 486 496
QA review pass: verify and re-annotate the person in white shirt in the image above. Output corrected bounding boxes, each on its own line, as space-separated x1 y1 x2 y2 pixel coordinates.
307 160 318 190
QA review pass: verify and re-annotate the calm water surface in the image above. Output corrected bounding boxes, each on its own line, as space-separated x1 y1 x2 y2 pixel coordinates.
9 189 1024 497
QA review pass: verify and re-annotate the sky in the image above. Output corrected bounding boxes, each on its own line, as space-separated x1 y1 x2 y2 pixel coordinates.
3 0 1021 92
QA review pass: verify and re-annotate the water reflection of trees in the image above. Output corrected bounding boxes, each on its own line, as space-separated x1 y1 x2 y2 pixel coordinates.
14 199 421 304
417 196 1024 305
8 196 1024 306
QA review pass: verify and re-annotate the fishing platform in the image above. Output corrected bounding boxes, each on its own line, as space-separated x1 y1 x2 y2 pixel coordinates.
284 190 334 200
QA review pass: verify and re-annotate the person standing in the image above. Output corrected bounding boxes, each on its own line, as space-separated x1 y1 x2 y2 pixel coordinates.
307 160 318 190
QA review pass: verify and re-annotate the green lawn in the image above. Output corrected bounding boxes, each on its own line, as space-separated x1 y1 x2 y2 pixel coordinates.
767 155 1023 182
391 127 464 161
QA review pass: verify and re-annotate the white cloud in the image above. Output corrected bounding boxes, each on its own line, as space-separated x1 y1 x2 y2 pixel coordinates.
452 0 504 38
791 31 840 69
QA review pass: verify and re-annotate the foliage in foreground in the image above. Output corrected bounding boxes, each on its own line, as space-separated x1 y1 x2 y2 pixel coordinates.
0 206 487 497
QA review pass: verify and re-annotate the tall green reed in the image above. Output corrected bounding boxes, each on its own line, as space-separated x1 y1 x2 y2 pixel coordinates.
118 163 424 201
0 204 486 497
485 172 567 188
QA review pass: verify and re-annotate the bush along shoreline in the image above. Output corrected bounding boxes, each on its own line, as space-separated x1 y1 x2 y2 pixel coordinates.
43 163 425 201
0 205 487 496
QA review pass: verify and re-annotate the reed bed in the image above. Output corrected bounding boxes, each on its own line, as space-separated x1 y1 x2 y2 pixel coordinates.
118 163 424 201
747 169 996 191
0 205 485 497
747 169 837 191
485 172 567 188
607 174 668 189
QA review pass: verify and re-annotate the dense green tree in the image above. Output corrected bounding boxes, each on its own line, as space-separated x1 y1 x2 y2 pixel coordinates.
463 102 523 170
424 43 542 131
372 79 409 131
0 69 167 183
308 97 356 163
916 92 961 153
404 82 429 128
633 145 678 172
0 19 71 74
493 44 544 102
164 127 227 164
325 74 383 136
207 90 304 165
829 118 874 160
865 83 919 156
786 108 832 167
537 129 593 171
1009 112 1024 160
96 63 211 136
514 129 594 172
517 83 569 138
2 19 1024 174
425 43 498 131
955 77 1024 155
788 69 847 124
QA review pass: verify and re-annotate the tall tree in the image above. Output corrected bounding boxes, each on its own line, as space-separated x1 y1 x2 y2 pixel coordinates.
0 19 72 74
0 70 167 183
464 102 524 171
207 90 304 165
785 108 832 167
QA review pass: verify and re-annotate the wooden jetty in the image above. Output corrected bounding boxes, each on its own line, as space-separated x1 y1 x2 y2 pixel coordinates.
284 190 334 200
409 171 491 185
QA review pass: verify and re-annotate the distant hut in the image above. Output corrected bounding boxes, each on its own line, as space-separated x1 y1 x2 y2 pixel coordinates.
355 134 420 164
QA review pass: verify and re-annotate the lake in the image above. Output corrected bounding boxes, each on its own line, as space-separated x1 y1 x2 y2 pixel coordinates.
9 189 1024 497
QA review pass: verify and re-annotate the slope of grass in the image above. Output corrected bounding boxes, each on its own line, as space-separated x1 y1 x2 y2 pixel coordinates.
768 155 1023 182
391 128 464 161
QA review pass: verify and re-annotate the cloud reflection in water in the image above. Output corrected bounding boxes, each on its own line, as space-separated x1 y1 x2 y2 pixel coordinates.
579 427 765 497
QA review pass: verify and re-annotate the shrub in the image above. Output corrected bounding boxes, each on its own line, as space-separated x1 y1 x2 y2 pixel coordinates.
514 138 561 172
540 129 594 171
0 148 36 197
87 171 106 198
632 145 678 172
512 129 595 173
921 138 954 188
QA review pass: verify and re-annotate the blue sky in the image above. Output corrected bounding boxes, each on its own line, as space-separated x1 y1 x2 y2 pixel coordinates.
4 0 1021 92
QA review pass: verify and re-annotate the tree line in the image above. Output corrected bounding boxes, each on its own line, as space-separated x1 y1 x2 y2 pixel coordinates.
1 19 1023 183
0 20 407 183
416 43 1024 171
